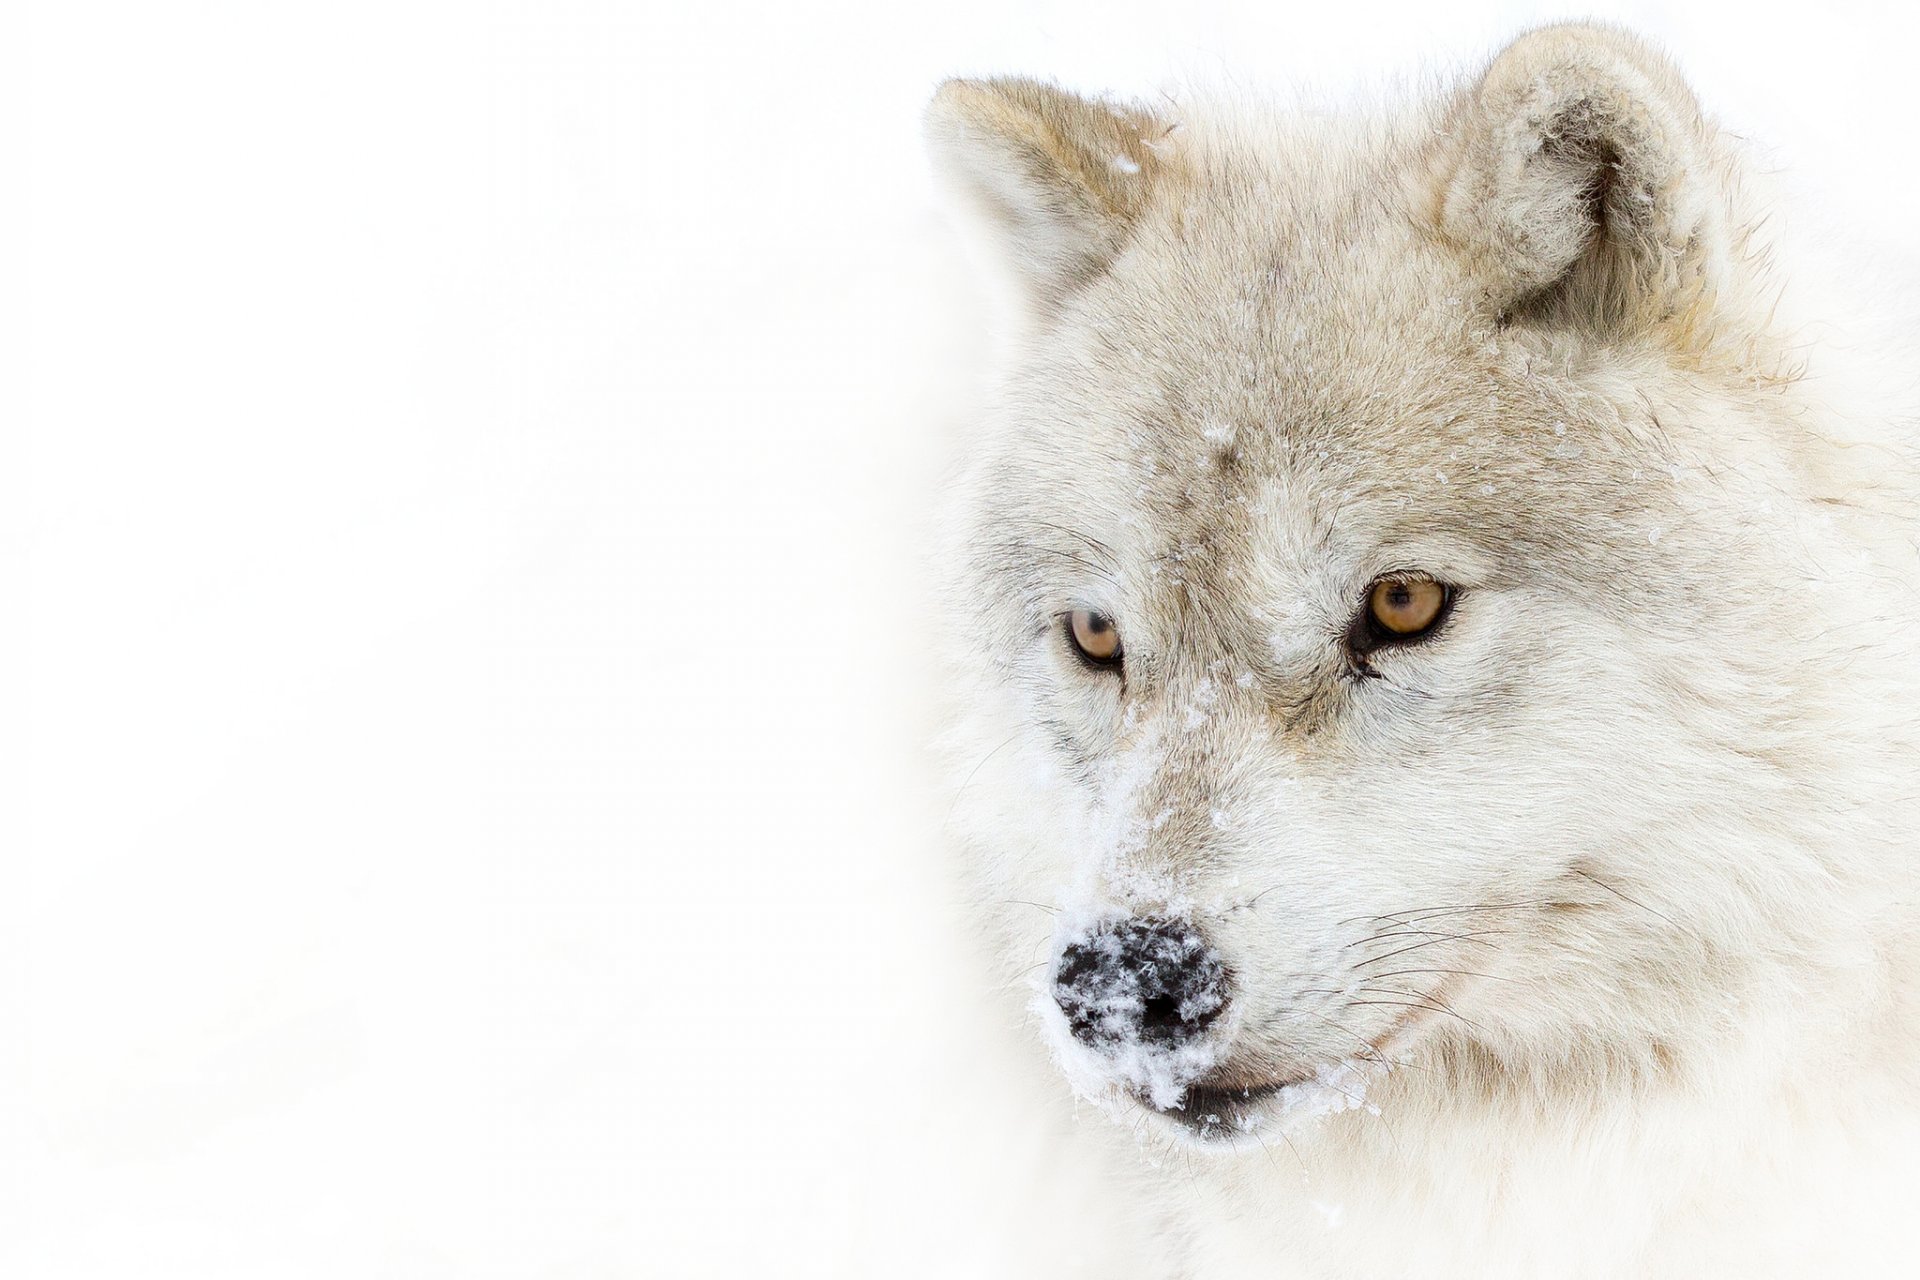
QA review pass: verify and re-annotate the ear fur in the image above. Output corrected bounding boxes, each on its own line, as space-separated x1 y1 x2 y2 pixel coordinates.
1436 24 1731 339
924 78 1175 315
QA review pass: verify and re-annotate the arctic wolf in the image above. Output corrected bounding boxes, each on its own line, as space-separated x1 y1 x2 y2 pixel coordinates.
926 23 1920 1277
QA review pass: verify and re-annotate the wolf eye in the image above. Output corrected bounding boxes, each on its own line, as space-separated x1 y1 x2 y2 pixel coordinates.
1370 579 1446 635
1350 577 1453 658
1067 608 1124 668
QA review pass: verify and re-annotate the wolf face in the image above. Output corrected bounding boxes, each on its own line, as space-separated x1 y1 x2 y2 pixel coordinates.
927 26 1911 1150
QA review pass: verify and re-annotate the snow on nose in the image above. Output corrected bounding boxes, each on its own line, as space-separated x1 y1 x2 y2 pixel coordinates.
1052 918 1229 1052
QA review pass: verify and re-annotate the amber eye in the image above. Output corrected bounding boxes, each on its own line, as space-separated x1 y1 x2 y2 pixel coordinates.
1067 608 1123 667
1364 578 1449 641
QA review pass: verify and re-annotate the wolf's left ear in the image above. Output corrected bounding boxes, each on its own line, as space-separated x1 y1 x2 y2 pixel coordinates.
1434 24 1733 339
925 78 1174 316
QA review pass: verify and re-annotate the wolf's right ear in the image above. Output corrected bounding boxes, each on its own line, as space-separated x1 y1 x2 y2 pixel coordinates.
924 78 1175 317
1432 24 1733 341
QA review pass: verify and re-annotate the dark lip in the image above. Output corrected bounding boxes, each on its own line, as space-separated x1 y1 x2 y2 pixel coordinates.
1135 1006 1430 1143
1146 1077 1301 1142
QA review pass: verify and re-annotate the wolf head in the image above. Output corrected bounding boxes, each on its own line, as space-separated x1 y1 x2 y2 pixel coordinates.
926 25 1910 1146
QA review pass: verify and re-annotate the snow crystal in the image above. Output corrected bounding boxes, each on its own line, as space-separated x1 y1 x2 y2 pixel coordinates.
1183 677 1218 730
1264 1061 1381 1124
1036 908 1225 1112
1110 153 1142 175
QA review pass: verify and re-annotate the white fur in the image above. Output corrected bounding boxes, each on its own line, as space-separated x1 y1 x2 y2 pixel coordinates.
926 23 1920 1277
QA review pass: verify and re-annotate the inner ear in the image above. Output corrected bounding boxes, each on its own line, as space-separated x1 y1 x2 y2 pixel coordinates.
924 78 1178 318
1434 24 1726 341
1497 102 1634 329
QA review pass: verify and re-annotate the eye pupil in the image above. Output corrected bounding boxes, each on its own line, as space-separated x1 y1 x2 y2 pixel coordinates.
1068 608 1124 667
1363 578 1449 644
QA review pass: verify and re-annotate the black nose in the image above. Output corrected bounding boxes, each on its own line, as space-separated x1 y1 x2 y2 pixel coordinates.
1053 918 1229 1050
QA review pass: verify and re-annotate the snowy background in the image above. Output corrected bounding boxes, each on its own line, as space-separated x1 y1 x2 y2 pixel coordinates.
14 1 1916 1275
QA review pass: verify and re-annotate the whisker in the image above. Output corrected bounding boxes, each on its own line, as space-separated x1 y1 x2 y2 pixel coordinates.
1274 1008 1430 1075
1353 930 1506 967
1345 998 1487 1034
1223 883 1286 915
942 731 1021 829
1572 868 1691 935
1344 926 1490 951
1030 520 1118 563
1365 966 1518 984
1381 900 1556 926
1353 985 1473 1023
998 542 1121 585
1336 900 1547 928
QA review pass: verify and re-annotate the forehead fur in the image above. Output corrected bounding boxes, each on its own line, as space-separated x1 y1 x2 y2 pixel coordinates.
974 107 1701 623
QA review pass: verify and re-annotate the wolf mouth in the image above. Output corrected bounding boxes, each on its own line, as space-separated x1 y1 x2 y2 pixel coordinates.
1136 1054 1390 1146
1153 1079 1294 1142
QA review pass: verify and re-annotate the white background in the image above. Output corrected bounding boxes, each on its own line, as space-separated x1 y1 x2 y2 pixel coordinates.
14 1 1917 1275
